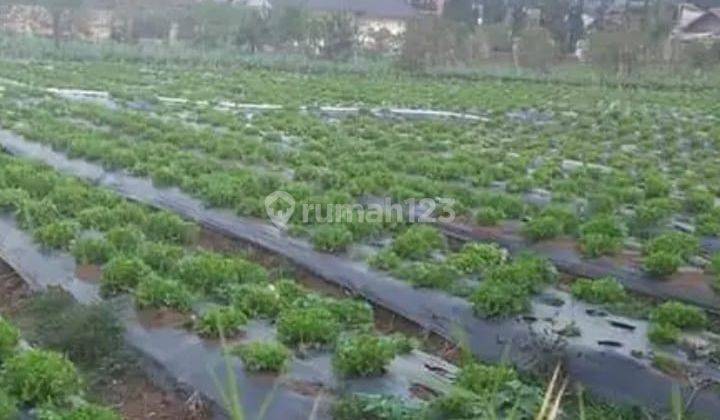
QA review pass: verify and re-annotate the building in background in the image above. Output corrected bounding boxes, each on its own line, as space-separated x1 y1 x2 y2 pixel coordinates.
665 3 720 60
273 0 417 38
271 0 417 50
407 0 446 15
671 2 720 40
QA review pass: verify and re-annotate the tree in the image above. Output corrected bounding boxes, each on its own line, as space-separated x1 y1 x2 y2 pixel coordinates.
398 16 461 70
588 30 644 78
566 0 584 52
270 5 310 49
539 0 570 53
106 0 138 42
443 0 479 27
515 27 556 72
192 1 244 47
483 0 507 25
309 12 357 60
12 0 85 46
50 0 85 46
593 0 613 30
235 8 270 53
508 0 527 37
640 0 674 60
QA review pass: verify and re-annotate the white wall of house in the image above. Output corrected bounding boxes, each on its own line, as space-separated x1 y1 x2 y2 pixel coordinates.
359 18 407 36
357 18 406 50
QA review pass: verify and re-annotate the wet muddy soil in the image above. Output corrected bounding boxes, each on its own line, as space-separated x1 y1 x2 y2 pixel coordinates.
136 307 192 330
75 263 103 282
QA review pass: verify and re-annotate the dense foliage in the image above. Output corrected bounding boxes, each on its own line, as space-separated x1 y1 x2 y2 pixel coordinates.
571 277 627 304
471 255 556 317
648 301 707 345
233 341 291 373
333 334 398 377
2 349 83 405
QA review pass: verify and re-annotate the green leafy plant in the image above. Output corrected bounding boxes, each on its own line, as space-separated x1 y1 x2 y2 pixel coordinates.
644 251 683 277
196 306 248 338
0 188 29 212
391 225 445 260
642 232 698 278
387 333 418 355
37 403 120 420
579 216 624 257
176 252 267 294
101 256 151 295
3 349 83 405
488 255 556 293
644 173 671 199
648 323 680 345
139 242 184 273
77 206 120 231
26 292 123 368
134 274 193 311
109 202 148 226
33 220 79 250
644 233 699 261
233 341 291 373
144 212 196 244
650 302 707 330
471 255 555 317
333 334 397 377
539 206 578 234
332 393 420 420
105 226 145 255
587 193 617 215
275 279 307 308
296 295 374 330
367 249 402 271
71 237 114 265
276 306 340 347
456 363 519 395
631 198 676 234
697 210 720 236
46 183 94 216
397 262 459 290
471 279 530 317
311 224 354 252
570 277 626 304
684 189 715 214
712 253 720 275
0 317 20 361
475 208 505 226
426 380 541 419
229 283 282 318
448 243 506 274
3 165 55 199
523 216 564 241
481 193 525 219
0 389 17 420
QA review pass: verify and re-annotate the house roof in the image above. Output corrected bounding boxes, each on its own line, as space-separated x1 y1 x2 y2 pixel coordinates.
671 3 720 41
675 3 720 32
271 0 418 19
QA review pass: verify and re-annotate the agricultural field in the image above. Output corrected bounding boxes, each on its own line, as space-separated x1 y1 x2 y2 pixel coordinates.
0 55 719 420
